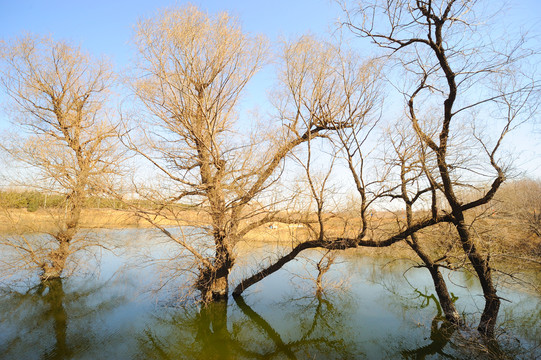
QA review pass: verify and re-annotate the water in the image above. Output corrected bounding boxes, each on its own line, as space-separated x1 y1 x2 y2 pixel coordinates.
0 229 540 359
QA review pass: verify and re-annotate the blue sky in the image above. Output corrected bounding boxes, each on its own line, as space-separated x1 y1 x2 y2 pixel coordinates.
0 0 351 134
0 0 540 178
0 0 345 66
3 0 538 60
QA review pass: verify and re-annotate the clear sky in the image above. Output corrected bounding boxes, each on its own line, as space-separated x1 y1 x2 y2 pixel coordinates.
0 0 540 178
0 0 345 66
0 0 351 133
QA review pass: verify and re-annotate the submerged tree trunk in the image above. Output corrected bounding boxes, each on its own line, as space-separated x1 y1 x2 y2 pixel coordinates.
454 220 500 337
40 241 70 281
406 237 461 325
197 237 234 303
197 266 229 303
427 266 460 324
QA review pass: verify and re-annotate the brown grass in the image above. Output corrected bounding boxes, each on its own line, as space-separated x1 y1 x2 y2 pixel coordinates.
0 208 207 233
1 208 539 264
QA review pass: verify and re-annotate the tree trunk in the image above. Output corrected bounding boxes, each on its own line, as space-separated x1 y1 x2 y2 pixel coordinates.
438 150 500 336
427 266 461 324
401 175 461 326
478 292 500 337
197 238 234 303
454 220 500 337
407 236 461 325
197 268 229 303
40 241 70 281
39 190 83 281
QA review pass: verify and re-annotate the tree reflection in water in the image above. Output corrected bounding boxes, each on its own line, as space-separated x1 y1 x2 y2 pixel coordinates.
38 279 71 359
0 251 539 359
0 277 127 359
400 290 458 359
138 294 357 359
396 289 533 360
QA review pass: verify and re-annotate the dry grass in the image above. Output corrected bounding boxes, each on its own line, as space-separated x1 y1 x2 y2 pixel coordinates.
0 208 206 233
1 208 539 263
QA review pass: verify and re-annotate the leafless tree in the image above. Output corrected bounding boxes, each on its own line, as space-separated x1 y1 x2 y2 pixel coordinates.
125 6 354 303
234 0 539 338
341 0 540 336
0 35 122 281
232 36 457 296
384 123 461 324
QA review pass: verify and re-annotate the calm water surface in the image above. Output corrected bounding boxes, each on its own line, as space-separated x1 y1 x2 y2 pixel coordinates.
0 228 540 359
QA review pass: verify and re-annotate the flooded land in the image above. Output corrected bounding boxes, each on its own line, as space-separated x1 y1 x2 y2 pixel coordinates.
1 228 539 359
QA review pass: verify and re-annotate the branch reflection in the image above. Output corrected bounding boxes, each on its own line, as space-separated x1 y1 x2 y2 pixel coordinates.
0 277 126 359
138 294 358 359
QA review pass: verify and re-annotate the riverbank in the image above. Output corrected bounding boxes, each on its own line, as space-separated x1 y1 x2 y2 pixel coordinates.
1 208 540 266
0 208 207 232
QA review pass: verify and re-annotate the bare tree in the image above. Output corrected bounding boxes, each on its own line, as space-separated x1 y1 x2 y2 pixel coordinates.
289 137 340 298
232 36 455 295
385 123 461 324
341 0 540 336
126 6 351 303
234 1 539 338
0 35 121 281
